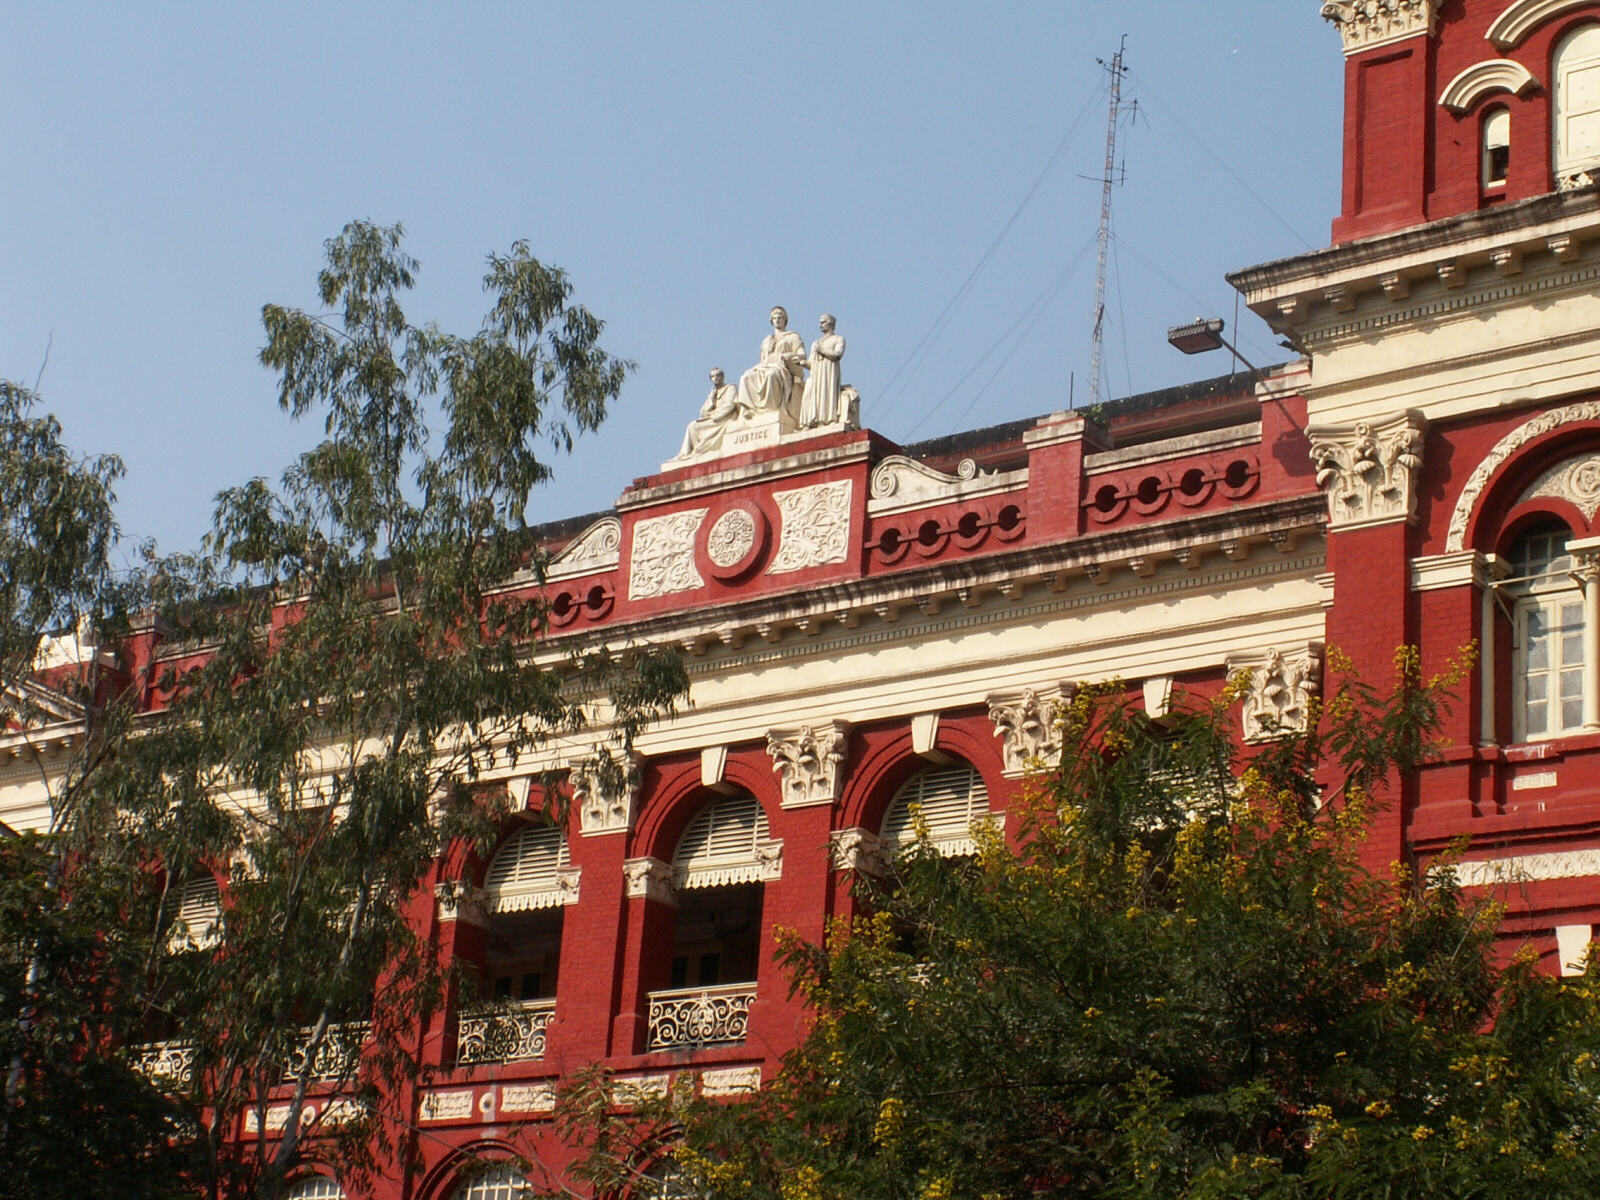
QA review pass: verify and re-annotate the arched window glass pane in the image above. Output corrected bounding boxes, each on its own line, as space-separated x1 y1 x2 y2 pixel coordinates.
451 1161 527 1200
1507 524 1585 740
1483 107 1511 186
286 1177 345 1200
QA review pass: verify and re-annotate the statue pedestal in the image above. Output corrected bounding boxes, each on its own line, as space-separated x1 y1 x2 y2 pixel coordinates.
662 411 784 472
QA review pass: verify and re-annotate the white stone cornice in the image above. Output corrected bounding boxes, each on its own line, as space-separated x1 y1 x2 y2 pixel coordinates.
1446 400 1600 551
1488 0 1593 50
1307 412 1426 529
1321 0 1436 54
570 752 640 836
1227 644 1322 743
766 721 850 808
1410 549 1502 592
622 856 677 904
987 684 1073 778
1438 59 1539 113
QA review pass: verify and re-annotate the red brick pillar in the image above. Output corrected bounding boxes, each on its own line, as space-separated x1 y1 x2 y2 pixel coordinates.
1311 411 1427 873
746 799 835 1059
609 860 677 1057
544 827 630 1066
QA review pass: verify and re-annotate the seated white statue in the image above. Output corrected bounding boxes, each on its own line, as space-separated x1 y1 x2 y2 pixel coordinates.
672 368 749 460
738 306 806 417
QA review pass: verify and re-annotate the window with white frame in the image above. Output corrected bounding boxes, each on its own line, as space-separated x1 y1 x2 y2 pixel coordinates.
1554 24 1600 187
483 822 569 1002
666 794 771 989
450 1161 529 1200
1483 106 1511 188
286 1176 345 1200
165 873 220 952
1507 524 1585 740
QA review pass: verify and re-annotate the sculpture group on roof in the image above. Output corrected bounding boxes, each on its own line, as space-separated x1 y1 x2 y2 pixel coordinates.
671 306 860 464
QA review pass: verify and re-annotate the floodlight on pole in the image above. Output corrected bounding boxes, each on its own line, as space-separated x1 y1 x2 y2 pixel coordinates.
1166 318 1262 377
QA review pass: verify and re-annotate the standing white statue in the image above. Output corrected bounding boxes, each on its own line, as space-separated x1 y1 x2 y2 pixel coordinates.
798 313 846 428
672 367 748 460
737 306 807 418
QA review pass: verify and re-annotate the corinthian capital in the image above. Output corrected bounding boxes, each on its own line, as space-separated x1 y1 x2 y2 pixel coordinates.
570 752 640 836
1321 0 1436 55
767 721 851 808
987 684 1073 778
1307 411 1427 530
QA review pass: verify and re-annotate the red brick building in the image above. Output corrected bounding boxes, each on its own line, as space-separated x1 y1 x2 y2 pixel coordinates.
11 2 1600 1196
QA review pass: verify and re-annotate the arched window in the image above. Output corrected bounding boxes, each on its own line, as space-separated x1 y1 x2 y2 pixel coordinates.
1554 24 1600 187
286 1176 345 1200
880 761 994 858
483 823 569 913
1483 106 1511 188
450 1162 529 1200
481 822 570 1005
672 794 772 889
165 873 220 952
1506 523 1585 740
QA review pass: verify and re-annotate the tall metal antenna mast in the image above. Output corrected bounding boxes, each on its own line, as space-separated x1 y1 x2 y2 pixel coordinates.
1088 36 1129 410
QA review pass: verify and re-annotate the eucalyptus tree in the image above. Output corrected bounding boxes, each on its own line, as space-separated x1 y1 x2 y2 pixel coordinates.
569 652 1600 1200
72 223 686 1199
0 380 202 1197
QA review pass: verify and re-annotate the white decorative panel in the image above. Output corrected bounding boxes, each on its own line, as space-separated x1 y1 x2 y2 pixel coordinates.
766 480 852 575
628 508 707 599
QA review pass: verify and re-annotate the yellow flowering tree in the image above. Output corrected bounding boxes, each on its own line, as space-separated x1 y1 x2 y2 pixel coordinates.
572 648 1600 1199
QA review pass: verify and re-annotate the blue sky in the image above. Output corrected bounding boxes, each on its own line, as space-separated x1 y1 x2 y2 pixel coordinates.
2 3 1343 552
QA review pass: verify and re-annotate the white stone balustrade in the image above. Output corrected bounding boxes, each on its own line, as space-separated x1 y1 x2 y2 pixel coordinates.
455 998 556 1065
646 983 756 1050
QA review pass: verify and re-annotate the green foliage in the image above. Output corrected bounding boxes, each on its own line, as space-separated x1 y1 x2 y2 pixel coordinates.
48 222 685 1199
592 650 1600 1200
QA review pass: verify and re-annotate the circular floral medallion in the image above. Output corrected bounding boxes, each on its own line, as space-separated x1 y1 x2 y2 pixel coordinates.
706 508 758 569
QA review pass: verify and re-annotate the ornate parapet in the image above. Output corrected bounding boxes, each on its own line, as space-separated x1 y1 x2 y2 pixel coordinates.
1321 0 1436 55
1228 645 1323 743
767 721 850 807
545 516 622 581
623 856 677 905
132 1040 196 1092
829 827 885 875
988 684 1073 778
571 753 639 836
646 983 756 1050
1307 412 1426 530
455 999 555 1065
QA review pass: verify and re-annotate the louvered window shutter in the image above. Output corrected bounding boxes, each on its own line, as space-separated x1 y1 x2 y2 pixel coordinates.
673 794 774 889
881 763 993 857
483 824 570 913
168 874 220 950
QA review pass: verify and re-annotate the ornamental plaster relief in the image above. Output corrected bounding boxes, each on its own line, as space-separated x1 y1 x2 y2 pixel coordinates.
622 857 677 904
546 516 622 581
1228 645 1322 743
766 480 853 575
1453 848 1600 886
1307 412 1425 529
1320 0 1436 54
1446 400 1600 551
1519 451 1600 521
570 753 639 836
987 684 1073 777
706 509 759 569
766 720 850 807
628 508 707 600
829 827 885 874
867 456 1019 517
